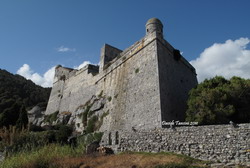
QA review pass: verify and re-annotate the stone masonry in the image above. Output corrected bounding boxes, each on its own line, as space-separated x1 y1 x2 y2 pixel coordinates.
43 18 250 165
104 124 250 165
45 18 197 132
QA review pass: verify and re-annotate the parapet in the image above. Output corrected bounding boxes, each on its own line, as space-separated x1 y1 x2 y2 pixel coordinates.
54 66 76 83
76 64 99 75
54 64 99 84
99 44 123 71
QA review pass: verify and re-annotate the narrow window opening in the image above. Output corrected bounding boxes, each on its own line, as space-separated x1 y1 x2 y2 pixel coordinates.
115 131 119 145
108 132 112 145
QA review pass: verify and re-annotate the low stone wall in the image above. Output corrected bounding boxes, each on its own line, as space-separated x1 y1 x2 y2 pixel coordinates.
118 124 250 164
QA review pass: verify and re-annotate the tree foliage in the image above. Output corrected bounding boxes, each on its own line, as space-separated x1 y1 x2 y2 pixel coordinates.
16 105 29 129
186 76 250 125
0 69 51 127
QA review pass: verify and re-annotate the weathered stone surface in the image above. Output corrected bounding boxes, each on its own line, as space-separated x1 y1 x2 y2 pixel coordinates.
28 106 45 126
45 18 197 132
107 124 250 165
57 112 71 124
90 97 105 112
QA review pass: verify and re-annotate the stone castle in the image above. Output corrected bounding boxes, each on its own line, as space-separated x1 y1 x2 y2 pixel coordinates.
45 18 198 132
42 18 250 165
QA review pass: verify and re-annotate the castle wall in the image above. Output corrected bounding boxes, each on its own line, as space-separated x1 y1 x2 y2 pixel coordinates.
45 65 99 115
118 124 250 164
46 32 163 132
157 39 198 123
98 33 162 131
45 18 198 132
58 70 98 113
45 79 65 114
45 66 77 114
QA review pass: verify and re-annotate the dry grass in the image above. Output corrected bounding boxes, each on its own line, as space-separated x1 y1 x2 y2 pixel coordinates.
50 152 204 168
0 125 29 146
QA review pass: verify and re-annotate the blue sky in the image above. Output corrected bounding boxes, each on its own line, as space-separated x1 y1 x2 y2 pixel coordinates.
0 0 250 87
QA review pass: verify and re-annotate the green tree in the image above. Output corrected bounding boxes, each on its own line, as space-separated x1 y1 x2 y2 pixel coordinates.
55 125 73 144
229 76 250 122
0 103 21 127
0 69 51 128
16 106 29 129
186 76 250 125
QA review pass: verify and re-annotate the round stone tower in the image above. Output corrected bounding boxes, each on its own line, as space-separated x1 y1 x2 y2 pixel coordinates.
146 18 163 37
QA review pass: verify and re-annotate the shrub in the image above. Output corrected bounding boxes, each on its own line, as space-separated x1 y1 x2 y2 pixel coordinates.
77 132 103 146
55 125 73 144
92 132 103 143
86 115 98 134
0 126 29 150
96 110 109 129
135 68 139 73
44 111 59 124
79 101 95 126
82 105 92 126
108 96 112 102
0 128 59 156
87 110 95 117
98 90 103 98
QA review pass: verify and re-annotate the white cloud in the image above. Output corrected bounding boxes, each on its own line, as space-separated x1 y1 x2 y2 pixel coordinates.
190 37 250 82
17 60 96 87
74 61 91 70
17 64 55 87
57 46 76 52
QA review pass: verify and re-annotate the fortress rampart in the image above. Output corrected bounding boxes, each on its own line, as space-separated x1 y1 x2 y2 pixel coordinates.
45 18 197 132
43 18 250 165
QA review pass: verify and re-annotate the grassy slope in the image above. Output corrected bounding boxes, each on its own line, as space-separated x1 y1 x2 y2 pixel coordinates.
51 152 208 168
0 145 208 168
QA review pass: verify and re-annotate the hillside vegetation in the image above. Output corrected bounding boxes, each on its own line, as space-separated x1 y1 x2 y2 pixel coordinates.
0 69 51 127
